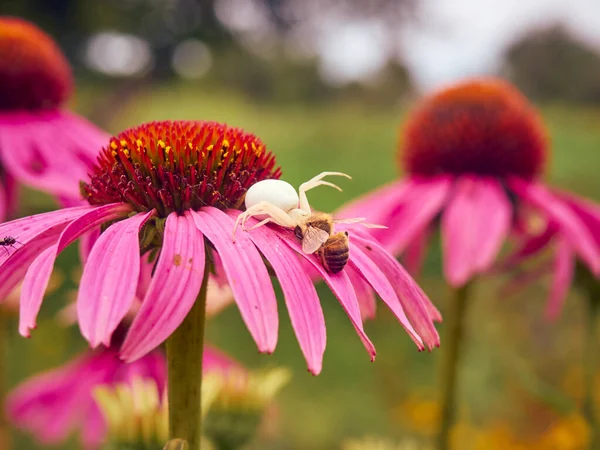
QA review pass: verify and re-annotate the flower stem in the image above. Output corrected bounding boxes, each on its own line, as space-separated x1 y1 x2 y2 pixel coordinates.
167 262 210 450
0 309 11 450
436 283 471 450
583 290 599 449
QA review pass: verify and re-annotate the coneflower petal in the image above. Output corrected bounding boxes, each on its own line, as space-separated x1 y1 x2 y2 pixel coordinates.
19 203 131 337
121 212 206 362
545 238 576 321
348 245 424 350
351 235 441 350
231 212 326 375
78 210 154 348
379 176 451 255
0 206 93 299
510 178 600 275
192 207 279 354
346 265 377 320
442 176 511 286
274 229 377 361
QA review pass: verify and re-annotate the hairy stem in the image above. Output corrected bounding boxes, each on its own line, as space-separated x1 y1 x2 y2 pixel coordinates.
436 283 471 450
167 263 210 450
583 291 599 449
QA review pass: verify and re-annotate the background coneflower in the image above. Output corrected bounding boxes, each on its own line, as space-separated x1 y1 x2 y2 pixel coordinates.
0 120 439 449
0 16 108 209
338 78 600 450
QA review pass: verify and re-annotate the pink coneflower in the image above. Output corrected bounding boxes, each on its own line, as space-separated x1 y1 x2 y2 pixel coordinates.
0 119 439 447
0 16 108 215
339 78 600 288
5 341 166 449
6 341 238 449
338 78 600 450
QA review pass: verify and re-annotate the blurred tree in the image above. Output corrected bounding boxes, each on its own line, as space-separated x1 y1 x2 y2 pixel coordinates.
504 25 600 104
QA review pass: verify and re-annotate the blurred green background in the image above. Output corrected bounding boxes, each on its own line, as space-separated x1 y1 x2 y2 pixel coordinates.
3 0 600 449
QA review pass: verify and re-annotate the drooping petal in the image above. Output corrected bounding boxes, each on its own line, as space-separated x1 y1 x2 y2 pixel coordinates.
442 176 512 286
377 176 451 255
120 212 206 362
509 178 600 275
0 206 93 299
78 211 154 348
229 211 326 375
348 244 424 349
19 204 131 337
545 238 576 321
503 221 557 269
0 172 18 221
191 208 278 354
351 234 440 349
0 181 7 222
270 227 377 361
346 265 377 320
403 227 431 277
79 227 102 266
557 193 600 270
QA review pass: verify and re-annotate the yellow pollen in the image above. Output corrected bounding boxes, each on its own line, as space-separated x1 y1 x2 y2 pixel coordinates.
223 139 230 148
123 149 130 158
110 142 118 150
111 150 118 157
158 140 166 149
165 146 172 154
206 144 214 151
120 140 128 147
136 139 143 147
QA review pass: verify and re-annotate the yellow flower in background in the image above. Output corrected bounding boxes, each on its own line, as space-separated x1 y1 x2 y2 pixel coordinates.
393 394 440 435
203 367 291 450
536 413 589 450
341 436 431 450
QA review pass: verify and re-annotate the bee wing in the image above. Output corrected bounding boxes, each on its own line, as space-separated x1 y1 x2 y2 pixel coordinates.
333 217 388 229
302 227 330 254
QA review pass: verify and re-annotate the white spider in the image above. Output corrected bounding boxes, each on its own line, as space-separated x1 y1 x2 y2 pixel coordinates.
232 172 381 252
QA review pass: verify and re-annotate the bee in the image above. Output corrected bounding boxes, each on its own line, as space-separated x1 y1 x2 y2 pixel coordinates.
0 236 20 256
318 231 350 274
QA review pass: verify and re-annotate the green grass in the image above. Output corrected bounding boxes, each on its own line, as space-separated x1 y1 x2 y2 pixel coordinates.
7 81 600 449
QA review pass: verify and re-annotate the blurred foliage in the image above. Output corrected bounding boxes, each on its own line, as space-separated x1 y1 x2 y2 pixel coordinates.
504 25 600 104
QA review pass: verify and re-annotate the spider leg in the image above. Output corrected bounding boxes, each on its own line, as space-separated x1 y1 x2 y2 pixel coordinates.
298 171 352 212
232 201 296 241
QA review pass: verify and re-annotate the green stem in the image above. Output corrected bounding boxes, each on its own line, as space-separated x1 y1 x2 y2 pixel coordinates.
583 292 599 450
436 283 471 450
0 309 11 450
167 263 210 450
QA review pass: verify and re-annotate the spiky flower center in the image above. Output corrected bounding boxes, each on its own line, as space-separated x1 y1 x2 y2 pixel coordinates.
0 17 72 111
401 78 547 179
81 121 281 217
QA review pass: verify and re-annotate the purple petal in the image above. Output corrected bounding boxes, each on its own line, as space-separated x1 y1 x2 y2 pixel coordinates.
545 238 575 321
349 244 425 349
442 176 511 286
336 180 409 227
78 211 155 348
509 178 600 275
557 193 600 257
403 228 430 277
0 206 94 299
351 234 440 350
377 176 451 255
192 207 278 353
346 265 377 320
203 345 246 374
120 212 206 362
270 227 377 360
228 211 326 375
0 181 7 222
19 204 131 337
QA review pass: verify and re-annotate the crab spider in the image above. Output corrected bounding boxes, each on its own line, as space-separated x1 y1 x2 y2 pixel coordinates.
232 171 351 241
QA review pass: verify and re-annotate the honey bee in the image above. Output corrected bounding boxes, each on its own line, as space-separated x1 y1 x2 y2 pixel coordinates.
294 212 369 273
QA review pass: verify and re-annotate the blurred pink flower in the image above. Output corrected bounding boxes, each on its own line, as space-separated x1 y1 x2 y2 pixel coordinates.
5 341 239 449
0 120 439 376
0 16 108 219
339 78 600 291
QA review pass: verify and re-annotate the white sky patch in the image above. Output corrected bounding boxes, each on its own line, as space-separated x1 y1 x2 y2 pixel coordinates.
317 20 390 86
85 31 153 77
